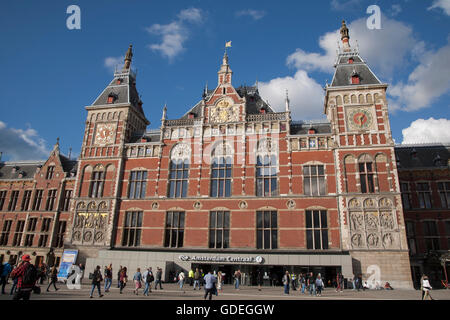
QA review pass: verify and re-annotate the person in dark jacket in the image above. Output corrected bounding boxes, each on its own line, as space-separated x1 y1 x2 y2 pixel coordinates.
10 254 36 301
1 259 12 294
90 265 104 298
119 267 128 294
46 266 59 292
257 270 264 291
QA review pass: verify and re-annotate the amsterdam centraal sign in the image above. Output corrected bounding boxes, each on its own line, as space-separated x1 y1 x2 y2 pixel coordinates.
178 255 264 264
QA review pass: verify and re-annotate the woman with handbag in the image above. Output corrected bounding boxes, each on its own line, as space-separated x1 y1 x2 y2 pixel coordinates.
133 268 143 295
422 275 433 300
119 267 128 294
46 266 59 292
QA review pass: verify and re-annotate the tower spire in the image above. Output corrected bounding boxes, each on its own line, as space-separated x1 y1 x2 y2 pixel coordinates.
123 44 133 70
218 46 233 85
340 20 351 52
285 89 290 112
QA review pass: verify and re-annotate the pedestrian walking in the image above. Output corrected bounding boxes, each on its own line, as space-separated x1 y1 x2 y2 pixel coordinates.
10 254 38 301
119 267 128 294
154 267 163 290
336 273 343 292
104 264 113 292
308 272 316 296
117 265 122 288
178 270 186 293
143 267 153 296
90 265 104 298
234 269 241 290
422 275 433 300
133 268 143 295
193 268 201 290
282 271 290 295
257 269 263 291
315 274 324 296
46 266 59 292
203 271 217 300
188 268 194 286
217 271 223 292
1 259 12 294
300 273 306 294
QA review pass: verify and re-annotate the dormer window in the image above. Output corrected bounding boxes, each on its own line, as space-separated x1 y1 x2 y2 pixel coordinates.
348 57 354 64
107 93 117 104
116 78 123 85
351 74 360 84
188 113 194 119
308 128 316 134
260 108 266 114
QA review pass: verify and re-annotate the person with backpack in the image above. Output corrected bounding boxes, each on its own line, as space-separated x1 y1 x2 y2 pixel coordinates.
234 269 241 290
308 272 316 296
104 264 112 292
300 273 306 294
119 267 128 294
46 266 59 292
178 270 186 293
117 265 122 288
89 265 104 298
1 259 12 294
154 267 163 290
143 267 153 296
10 254 37 301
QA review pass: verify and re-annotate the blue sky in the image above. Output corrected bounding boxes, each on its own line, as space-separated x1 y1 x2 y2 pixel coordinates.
0 0 449 161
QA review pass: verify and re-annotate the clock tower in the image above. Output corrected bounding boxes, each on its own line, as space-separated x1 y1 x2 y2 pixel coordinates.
324 21 412 288
67 45 150 258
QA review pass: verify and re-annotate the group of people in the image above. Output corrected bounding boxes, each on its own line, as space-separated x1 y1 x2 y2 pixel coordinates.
89 264 164 298
281 271 326 296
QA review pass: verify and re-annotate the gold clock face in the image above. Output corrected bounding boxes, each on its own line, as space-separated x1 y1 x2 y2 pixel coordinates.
210 100 239 123
347 108 373 131
95 123 116 145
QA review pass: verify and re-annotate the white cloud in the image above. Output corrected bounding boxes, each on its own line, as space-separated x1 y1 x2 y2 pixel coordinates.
0 121 49 161
147 8 204 61
286 16 423 78
235 9 266 20
104 56 124 72
390 4 402 16
258 70 325 120
330 0 362 11
389 41 450 111
428 0 450 16
401 118 450 144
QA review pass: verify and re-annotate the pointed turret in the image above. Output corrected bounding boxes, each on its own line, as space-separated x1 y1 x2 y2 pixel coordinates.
123 44 133 70
285 89 290 112
340 20 351 52
218 51 233 85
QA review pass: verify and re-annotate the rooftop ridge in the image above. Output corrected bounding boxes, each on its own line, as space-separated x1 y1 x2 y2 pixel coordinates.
395 142 450 148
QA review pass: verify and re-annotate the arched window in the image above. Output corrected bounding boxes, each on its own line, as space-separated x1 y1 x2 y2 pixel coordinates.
89 165 105 198
358 155 375 193
256 139 278 197
210 142 232 197
168 143 190 198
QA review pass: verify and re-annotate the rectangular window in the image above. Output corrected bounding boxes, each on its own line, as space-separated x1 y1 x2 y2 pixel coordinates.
210 157 232 197
303 165 326 196
128 171 148 199
8 190 19 211
32 190 44 211
209 211 230 249
417 183 432 209
46 166 55 180
164 211 185 248
0 220 12 246
41 218 52 232
45 190 57 211
256 211 277 249
38 234 48 248
27 218 37 232
405 221 417 255
12 220 25 246
438 182 450 209
0 191 7 211
359 162 375 193
62 190 72 212
121 211 143 247
21 190 32 211
24 234 34 247
256 155 278 197
400 183 412 210
306 210 329 250
423 220 440 251
55 221 66 248
89 171 105 198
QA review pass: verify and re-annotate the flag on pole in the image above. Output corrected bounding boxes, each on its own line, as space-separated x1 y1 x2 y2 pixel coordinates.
225 41 232 48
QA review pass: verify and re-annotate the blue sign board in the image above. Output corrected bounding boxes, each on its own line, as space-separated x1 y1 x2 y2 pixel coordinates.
57 249 78 279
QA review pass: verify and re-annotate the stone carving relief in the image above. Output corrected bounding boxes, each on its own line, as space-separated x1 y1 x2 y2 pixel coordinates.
367 233 379 247
380 212 395 230
382 233 394 247
351 233 363 247
363 198 375 208
350 213 363 230
348 198 360 208
151 202 159 210
72 201 109 245
239 201 248 209
286 200 296 209
379 198 392 207
365 212 379 229
193 201 202 210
